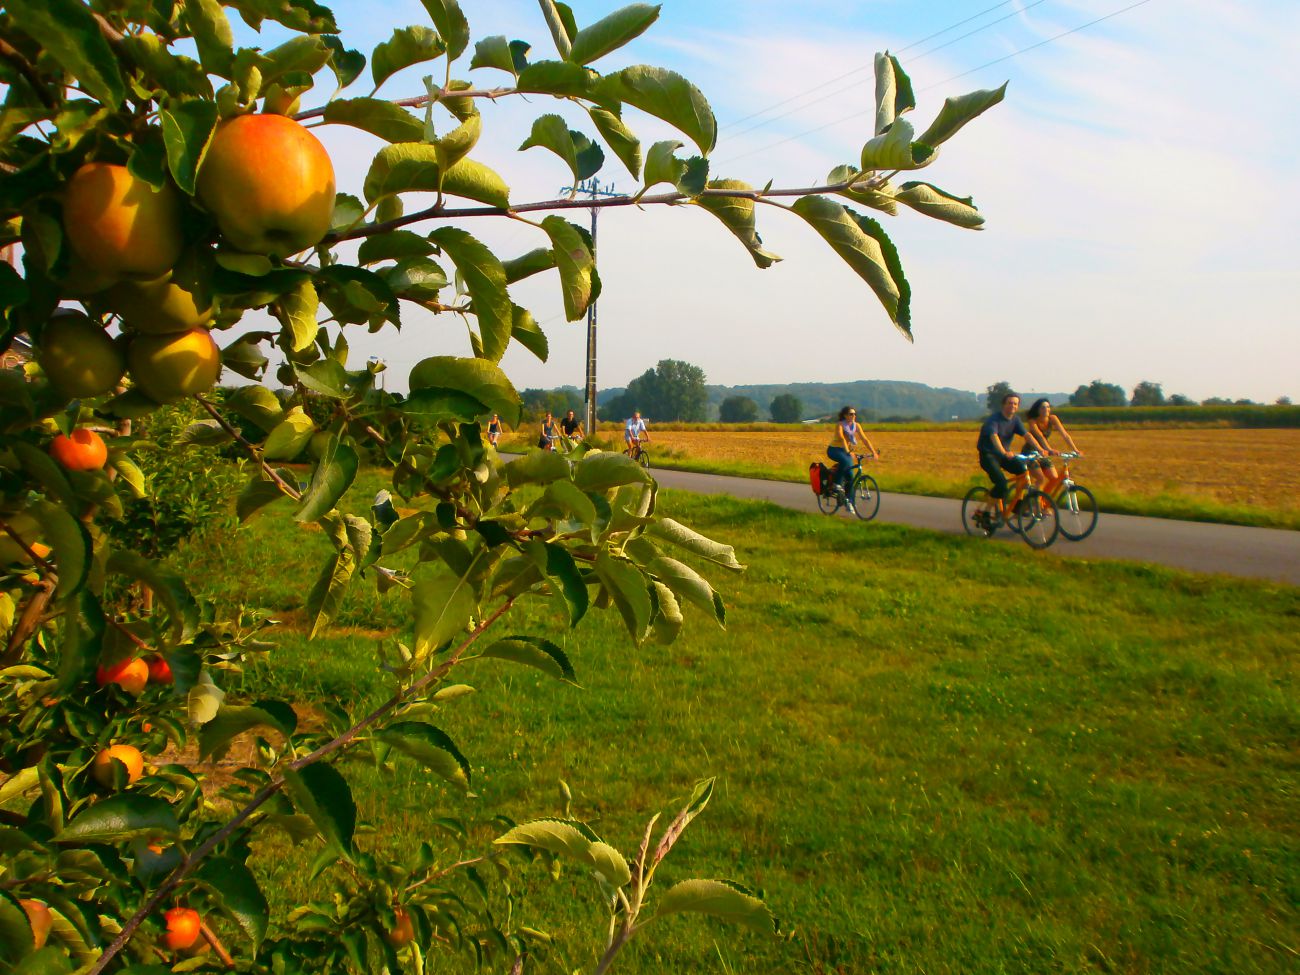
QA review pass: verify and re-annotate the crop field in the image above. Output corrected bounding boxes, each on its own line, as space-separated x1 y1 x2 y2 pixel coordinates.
184 481 1299 975
626 427 1300 529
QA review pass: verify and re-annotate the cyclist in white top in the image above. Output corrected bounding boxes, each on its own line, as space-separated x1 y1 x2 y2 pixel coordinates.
624 411 649 455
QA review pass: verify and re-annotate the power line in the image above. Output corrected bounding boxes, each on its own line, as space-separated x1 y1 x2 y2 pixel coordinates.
723 0 1051 144
718 0 1156 166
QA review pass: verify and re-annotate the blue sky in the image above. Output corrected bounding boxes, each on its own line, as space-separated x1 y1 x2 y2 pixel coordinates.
236 1 1299 400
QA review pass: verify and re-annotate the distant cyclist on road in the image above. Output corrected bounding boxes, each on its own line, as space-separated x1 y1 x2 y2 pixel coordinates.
486 413 503 448
624 410 649 458
977 392 1046 512
560 409 584 445
1025 398 1082 496
827 406 879 514
537 411 559 451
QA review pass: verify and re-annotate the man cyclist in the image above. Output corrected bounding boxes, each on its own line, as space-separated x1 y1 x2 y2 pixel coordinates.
977 392 1048 519
624 410 649 458
560 409 584 446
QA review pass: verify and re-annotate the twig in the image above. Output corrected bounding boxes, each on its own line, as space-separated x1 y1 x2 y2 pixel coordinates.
86 598 517 975
0 37 55 108
195 396 302 503
1 583 53 666
199 920 235 968
293 86 516 122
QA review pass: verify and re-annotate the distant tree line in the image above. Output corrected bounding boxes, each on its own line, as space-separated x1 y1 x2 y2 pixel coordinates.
987 380 1288 410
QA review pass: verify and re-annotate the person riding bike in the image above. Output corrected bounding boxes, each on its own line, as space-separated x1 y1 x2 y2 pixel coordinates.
560 408 584 445
827 406 879 515
486 413 502 448
537 411 559 451
624 410 649 458
977 392 1048 516
1025 398 1082 497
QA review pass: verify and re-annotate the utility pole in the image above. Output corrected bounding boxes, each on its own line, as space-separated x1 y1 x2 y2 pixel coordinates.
559 178 624 437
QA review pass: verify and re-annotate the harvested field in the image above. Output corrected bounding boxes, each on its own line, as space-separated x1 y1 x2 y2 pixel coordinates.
642 427 1300 526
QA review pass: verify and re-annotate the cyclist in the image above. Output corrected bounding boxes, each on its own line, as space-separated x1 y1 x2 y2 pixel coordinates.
827 406 879 514
624 410 649 459
486 413 503 448
1025 398 1081 497
977 392 1046 516
537 411 559 451
560 408 584 446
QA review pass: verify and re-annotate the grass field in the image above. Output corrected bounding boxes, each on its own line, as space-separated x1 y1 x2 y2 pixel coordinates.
179 472 1299 974
508 428 1300 530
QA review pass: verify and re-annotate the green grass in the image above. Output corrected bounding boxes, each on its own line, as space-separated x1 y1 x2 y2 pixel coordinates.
177 480 1300 974
641 453 1300 531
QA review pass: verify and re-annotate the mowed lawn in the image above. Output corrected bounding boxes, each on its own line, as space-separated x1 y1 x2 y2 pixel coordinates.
183 482 1299 974
551 427 1300 530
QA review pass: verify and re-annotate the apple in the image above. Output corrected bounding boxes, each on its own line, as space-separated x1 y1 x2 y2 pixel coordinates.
92 744 144 787
197 114 336 257
37 310 126 399
145 655 173 684
19 899 52 950
386 907 415 947
162 907 202 952
127 328 222 403
62 163 184 280
106 274 213 334
95 657 149 694
49 428 108 471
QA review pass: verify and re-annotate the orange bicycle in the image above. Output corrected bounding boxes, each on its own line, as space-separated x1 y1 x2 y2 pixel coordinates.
961 454 1059 549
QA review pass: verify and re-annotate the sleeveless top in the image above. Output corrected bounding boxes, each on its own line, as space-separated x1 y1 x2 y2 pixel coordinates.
830 420 860 449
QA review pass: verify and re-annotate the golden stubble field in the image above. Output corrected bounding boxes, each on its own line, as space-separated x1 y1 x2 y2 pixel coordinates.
645 427 1300 516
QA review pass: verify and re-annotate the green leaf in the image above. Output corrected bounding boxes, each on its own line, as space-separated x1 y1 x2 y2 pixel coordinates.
503 247 555 284
295 440 359 522
644 518 744 570
236 477 288 522
895 181 984 229
413 565 479 656
695 180 781 269
323 36 367 94
494 819 599 862
573 451 650 492
199 702 297 760
274 279 320 353
538 217 598 321
434 110 482 173
595 552 652 642
358 230 434 264
510 304 548 362
419 0 470 61
188 675 225 725
57 795 179 844
519 115 604 185
30 501 90 602
123 35 212 99
226 384 284 432
588 841 632 887
638 551 724 625
470 36 518 76
859 117 935 172
7 0 124 108
263 406 316 461
305 548 355 638
537 1 574 58
295 358 350 398
323 97 424 143
599 65 715 155
541 541 587 625
790 196 910 339
196 857 268 949
383 256 448 299
11 442 77 511
371 26 447 91
516 60 592 98
648 580 682 644
377 722 470 789
283 763 356 859
568 3 660 65
106 550 200 645
363 143 510 208
828 164 898 215
653 879 776 933
183 0 236 77
918 82 1007 148
221 334 269 380
506 449 571 487
480 636 576 683
160 100 218 196
399 387 488 422
873 51 915 136
409 356 521 423
427 227 512 360
588 106 641 178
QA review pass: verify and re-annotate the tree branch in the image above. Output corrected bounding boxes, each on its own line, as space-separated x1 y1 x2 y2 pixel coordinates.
86 597 517 975
195 396 302 503
0 37 55 108
293 85 516 122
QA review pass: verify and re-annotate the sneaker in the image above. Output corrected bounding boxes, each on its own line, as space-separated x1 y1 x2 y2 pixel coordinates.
845 502 857 515
832 485 846 499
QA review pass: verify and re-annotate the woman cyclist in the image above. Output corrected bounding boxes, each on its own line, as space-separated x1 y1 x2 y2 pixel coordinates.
486 413 503 447
827 406 878 514
1025 398 1082 497
537 411 559 451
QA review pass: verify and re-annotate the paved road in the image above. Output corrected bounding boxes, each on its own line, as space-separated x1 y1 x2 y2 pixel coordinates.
644 467 1300 586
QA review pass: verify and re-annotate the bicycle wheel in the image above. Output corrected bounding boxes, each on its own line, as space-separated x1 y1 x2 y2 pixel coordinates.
1014 489 1059 549
635 448 650 469
961 486 1000 537
1055 484 1098 541
850 474 880 521
815 488 837 515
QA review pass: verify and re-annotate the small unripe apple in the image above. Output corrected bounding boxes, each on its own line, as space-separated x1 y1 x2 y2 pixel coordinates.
106 274 214 335
92 744 144 787
127 328 222 403
37 310 126 399
96 657 149 694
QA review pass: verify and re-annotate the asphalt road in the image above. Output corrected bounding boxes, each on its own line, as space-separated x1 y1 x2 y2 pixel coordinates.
643 466 1300 587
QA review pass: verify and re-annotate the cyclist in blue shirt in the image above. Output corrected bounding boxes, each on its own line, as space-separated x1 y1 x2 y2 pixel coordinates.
537 411 559 450
978 392 1049 511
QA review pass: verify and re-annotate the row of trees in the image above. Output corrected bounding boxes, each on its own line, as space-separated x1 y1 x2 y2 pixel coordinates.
986 380 1288 411
718 393 804 423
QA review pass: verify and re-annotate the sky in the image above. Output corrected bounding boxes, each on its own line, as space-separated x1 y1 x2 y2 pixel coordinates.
233 0 1299 401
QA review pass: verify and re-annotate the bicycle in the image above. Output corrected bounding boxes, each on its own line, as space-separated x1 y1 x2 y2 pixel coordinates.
814 454 880 521
1048 451 1098 541
961 454 1059 549
624 440 650 468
